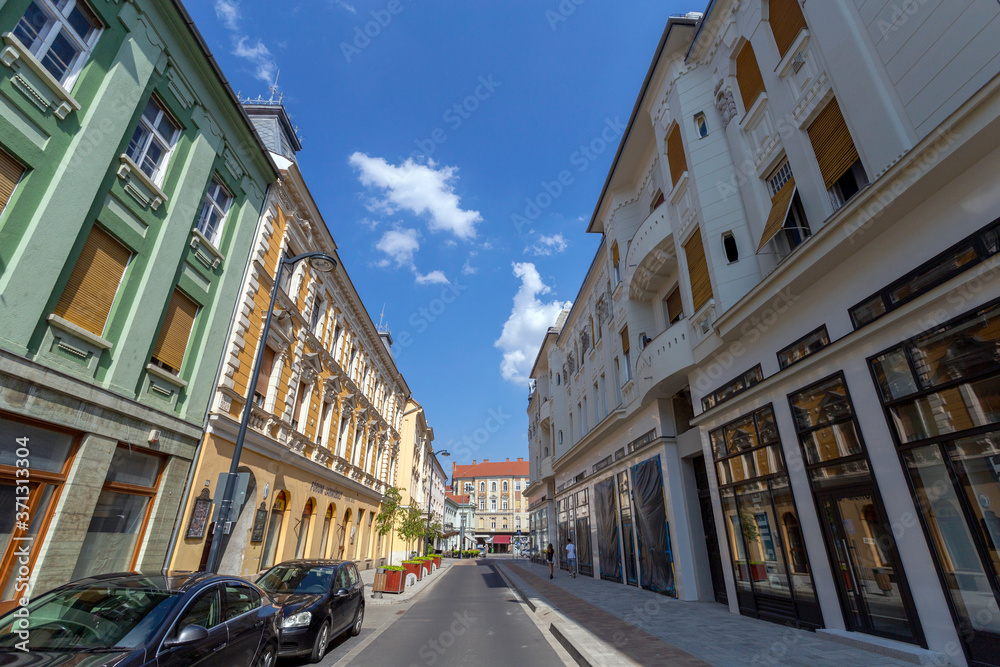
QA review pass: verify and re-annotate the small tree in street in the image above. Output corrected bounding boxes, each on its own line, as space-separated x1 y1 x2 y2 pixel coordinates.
397 504 425 556
375 486 403 565
424 519 443 555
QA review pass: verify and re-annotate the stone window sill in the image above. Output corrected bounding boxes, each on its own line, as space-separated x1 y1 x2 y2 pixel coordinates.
47 314 112 349
146 363 188 388
190 228 225 269
117 154 169 210
1 33 81 119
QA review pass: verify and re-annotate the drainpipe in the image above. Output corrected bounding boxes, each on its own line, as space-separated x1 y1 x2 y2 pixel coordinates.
162 182 273 573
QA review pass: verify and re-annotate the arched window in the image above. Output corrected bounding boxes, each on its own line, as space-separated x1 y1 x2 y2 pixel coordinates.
261 490 288 570
735 40 765 111
320 504 335 558
295 498 315 559
491 481 497 492
502 481 508 492
479 481 485 493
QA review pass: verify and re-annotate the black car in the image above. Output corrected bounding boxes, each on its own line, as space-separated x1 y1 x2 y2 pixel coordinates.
0 572 281 666
255 560 364 663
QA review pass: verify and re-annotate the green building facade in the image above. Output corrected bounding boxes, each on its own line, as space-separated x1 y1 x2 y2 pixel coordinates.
0 0 277 604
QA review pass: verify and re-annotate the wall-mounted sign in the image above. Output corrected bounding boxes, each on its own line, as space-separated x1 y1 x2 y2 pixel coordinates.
250 502 269 543
185 488 213 540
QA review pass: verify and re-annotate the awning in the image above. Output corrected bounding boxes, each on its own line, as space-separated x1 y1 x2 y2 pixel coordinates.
492 535 511 544
757 177 796 252
441 530 459 538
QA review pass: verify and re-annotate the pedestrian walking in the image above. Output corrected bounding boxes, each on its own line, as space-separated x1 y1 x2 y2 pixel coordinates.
546 543 555 579
566 539 577 577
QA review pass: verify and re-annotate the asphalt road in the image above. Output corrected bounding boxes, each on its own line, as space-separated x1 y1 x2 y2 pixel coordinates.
297 559 565 667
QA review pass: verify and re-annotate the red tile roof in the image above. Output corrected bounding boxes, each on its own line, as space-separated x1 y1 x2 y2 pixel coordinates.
451 458 529 481
446 492 470 504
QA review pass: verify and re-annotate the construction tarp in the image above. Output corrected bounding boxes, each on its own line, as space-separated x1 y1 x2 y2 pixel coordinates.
594 477 622 583
631 456 675 595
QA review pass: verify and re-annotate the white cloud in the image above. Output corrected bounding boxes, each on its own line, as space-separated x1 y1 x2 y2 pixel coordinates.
416 270 450 285
526 233 568 256
462 252 479 276
333 0 357 13
495 263 571 385
348 153 482 240
375 227 420 268
214 0 240 29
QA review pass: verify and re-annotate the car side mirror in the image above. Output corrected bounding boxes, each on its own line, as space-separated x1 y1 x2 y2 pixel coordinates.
335 588 350 598
163 624 210 648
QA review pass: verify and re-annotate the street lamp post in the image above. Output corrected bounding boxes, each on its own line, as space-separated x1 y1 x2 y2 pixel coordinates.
424 449 449 556
204 251 337 573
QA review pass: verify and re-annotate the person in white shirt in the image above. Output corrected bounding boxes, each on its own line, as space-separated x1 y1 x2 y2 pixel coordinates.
566 539 576 578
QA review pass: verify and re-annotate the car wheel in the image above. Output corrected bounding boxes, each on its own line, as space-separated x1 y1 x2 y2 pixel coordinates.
310 620 331 663
255 641 277 667
349 604 364 637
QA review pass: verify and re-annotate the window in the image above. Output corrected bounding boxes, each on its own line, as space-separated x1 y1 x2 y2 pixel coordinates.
667 123 687 187
702 365 764 411
777 325 830 369
253 345 275 408
723 233 739 263
480 481 486 493
735 40 765 110
224 585 261 619
464 482 473 493
807 98 866 211
176 587 223 631
72 445 163 579
502 480 508 492
695 113 709 138
0 149 25 216
491 498 497 510
13 0 101 88
491 520 496 530
150 289 198 374
612 242 621 284
663 286 683 327
620 326 632 383
126 97 180 186
491 481 497 492
515 480 521 491
651 190 665 212
758 161 810 256
194 176 233 246
767 161 793 197
558 430 563 445
770 0 808 59
516 517 521 529
684 229 713 313
53 225 131 337
479 498 485 510
295 499 314 559
502 498 508 510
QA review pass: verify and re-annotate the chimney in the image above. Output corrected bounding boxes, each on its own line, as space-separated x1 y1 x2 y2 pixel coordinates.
517 457 523 462
472 460 476 465
483 459 489 463
505 458 510 462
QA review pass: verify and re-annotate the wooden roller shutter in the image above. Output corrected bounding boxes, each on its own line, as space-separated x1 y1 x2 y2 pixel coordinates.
770 0 808 59
53 225 131 336
685 228 713 312
620 325 630 354
736 41 765 111
0 149 24 214
611 242 620 266
667 124 687 187
808 98 860 189
666 286 683 322
151 289 198 373
255 345 275 398
757 176 797 252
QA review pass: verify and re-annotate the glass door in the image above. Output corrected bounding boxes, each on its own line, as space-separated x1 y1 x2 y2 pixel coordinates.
819 488 918 643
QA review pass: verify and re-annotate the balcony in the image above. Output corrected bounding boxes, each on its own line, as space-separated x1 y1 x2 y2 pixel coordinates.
539 396 552 426
539 456 554 482
625 204 677 301
634 319 695 405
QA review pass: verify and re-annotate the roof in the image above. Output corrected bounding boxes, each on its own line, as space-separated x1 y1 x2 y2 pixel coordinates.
451 459 529 480
446 492 470 504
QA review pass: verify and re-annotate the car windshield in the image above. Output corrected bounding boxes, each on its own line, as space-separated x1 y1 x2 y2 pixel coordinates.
0 585 179 651
257 565 336 595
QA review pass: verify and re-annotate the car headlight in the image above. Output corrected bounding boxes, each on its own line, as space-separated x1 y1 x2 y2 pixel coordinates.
282 611 312 628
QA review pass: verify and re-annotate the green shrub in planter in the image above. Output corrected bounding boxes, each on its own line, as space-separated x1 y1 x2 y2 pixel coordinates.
383 565 406 571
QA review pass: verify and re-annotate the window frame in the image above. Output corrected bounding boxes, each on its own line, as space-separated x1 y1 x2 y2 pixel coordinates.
194 175 233 247
702 364 764 411
777 325 831 370
13 0 103 90
126 96 181 187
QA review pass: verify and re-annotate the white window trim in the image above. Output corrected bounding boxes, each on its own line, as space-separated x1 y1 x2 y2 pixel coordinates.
1 32 81 119
128 97 180 187
195 176 233 247
10 0 101 91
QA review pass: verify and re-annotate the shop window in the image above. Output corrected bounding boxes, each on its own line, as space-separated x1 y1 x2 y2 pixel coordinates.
0 149 25 216
777 325 830 369
702 365 764 411
150 289 198 375
13 0 102 89
72 445 163 579
53 225 131 337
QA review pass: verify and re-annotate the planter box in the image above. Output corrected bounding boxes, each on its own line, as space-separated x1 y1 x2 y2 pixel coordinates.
419 561 431 576
403 562 422 581
383 569 405 594
432 555 441 568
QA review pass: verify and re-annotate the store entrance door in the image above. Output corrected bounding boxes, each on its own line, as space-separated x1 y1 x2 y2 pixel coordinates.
694 456 727 604
818 487 920 644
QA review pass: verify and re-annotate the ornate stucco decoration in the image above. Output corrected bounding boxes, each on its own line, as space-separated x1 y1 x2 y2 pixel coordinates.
715 80 737 127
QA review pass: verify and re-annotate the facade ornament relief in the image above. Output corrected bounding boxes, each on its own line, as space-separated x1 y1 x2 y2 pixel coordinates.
715 80 738 127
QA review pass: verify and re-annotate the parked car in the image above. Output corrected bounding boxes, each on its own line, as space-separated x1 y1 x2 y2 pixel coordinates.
0 572 280 666
255 560 364 663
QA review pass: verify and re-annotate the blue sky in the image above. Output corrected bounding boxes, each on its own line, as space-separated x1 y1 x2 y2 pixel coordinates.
194 0 690 472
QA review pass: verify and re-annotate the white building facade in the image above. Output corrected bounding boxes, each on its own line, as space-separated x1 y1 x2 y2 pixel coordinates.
526 2 1000 664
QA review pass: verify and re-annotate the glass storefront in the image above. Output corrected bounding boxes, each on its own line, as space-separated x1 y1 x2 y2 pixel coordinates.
618 471 639 586
712 405 822 628
529 506 549 564
870 300 1000 664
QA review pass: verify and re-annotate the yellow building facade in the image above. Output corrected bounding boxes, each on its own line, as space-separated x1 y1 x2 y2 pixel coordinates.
167 103 407 576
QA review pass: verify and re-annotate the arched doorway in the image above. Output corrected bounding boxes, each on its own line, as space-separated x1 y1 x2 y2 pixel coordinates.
339 508 351 559
295 498 315 559
319 503 336 558
261 490 288 570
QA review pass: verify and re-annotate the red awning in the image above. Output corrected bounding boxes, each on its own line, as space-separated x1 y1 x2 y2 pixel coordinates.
492 535 511 544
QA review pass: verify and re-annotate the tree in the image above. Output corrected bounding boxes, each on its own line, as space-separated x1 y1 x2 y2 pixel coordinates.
397 504 425 556
375 486 403 565
423 519 443 555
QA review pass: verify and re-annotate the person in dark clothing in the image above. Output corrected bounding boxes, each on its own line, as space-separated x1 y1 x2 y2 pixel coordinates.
546 543 555 579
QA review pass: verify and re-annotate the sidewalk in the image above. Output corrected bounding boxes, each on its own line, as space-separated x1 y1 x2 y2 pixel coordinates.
359 558 453 606
499 559 930 667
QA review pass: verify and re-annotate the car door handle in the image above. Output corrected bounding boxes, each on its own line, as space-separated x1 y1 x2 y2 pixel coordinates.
254 620 264 629
213 642 227 653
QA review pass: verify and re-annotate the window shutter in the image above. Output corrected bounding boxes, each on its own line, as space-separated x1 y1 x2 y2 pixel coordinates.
685 228 713 312
620 326 630 354
53 225 131 336
256 345 275 397
612 242 620 265
667 124 687 187
0 149 24 214
770 0 808 58
666 287 683 322
757 176 797 252
736 41 765 111
151 289 198 372
808 98 860 189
